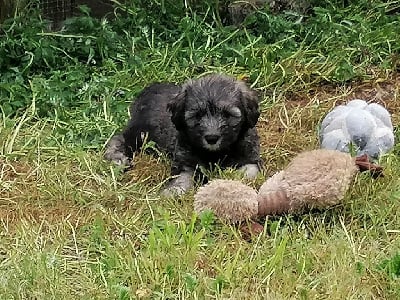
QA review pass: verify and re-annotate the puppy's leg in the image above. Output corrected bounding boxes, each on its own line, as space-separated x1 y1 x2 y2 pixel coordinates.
239 163 260 179
104 134 131 166
161 167 195 197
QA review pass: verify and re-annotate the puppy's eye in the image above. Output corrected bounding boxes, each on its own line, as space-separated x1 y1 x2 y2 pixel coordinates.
195 111 204 119
185 110 204 120
224 107 242 118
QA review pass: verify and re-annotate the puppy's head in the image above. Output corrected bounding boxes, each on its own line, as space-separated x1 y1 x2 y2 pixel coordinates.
167 74 260 152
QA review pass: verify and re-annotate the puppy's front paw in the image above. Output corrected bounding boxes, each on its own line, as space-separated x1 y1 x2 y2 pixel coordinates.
105 152 131 167
161 186 187 197
104 134 131 166
161 171 194 197
239 163 260 179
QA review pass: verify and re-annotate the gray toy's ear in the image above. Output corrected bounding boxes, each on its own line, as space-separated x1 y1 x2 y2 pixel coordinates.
167 88 187 130
238 81 260 129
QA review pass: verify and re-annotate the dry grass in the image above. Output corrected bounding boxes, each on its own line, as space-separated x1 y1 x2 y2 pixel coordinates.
0 74 399 299
1 2 400 296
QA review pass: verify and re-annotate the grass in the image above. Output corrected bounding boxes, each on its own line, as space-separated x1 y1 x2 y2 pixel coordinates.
1 0 400 299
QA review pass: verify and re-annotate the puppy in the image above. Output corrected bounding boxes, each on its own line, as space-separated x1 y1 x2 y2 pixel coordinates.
105 74 262 195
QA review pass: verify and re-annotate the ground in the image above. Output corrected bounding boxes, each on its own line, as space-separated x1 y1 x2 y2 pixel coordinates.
0 73 399 299
1 1 400 298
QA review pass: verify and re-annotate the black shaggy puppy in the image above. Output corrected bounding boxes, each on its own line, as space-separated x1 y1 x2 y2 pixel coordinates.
105 74 262 195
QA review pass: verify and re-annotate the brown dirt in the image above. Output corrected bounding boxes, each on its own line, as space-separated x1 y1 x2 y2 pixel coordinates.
0 159 35 181
0 202 84 233
0 159 89 230
0 158 41 205
123 153 170 186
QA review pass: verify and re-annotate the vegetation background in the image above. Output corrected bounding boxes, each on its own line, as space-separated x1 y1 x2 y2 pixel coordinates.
0 0 399 298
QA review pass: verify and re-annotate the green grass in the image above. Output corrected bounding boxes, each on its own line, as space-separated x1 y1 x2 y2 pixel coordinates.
1 0 400 299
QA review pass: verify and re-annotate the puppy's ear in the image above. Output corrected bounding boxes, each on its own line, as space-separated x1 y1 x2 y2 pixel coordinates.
167 89 186 130
238 82 260 129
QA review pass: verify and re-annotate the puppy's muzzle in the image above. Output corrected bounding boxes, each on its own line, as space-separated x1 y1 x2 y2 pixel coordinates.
201 117 223 151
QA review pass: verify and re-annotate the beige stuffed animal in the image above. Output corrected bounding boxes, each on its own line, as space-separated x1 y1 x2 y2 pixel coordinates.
194 149 383 223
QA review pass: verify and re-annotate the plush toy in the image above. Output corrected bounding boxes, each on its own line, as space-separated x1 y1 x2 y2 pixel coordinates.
319 99 394 159
194 149 383 224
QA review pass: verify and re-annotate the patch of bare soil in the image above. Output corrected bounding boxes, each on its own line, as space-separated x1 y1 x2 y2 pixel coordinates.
0 159 83 230
0 159 35 181
0 159 40 202
0 204 82 226
123 153 170 186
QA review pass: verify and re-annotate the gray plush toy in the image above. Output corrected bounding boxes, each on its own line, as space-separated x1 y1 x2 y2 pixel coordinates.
320 99 394 159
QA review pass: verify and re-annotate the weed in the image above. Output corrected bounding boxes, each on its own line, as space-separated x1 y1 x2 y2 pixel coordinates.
0 0 399 298
379 253 400 279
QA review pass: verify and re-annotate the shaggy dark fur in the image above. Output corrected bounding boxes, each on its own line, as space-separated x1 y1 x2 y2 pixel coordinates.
105 74 262 195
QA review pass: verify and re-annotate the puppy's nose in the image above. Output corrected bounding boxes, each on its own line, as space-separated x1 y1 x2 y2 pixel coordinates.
205 134 220 144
